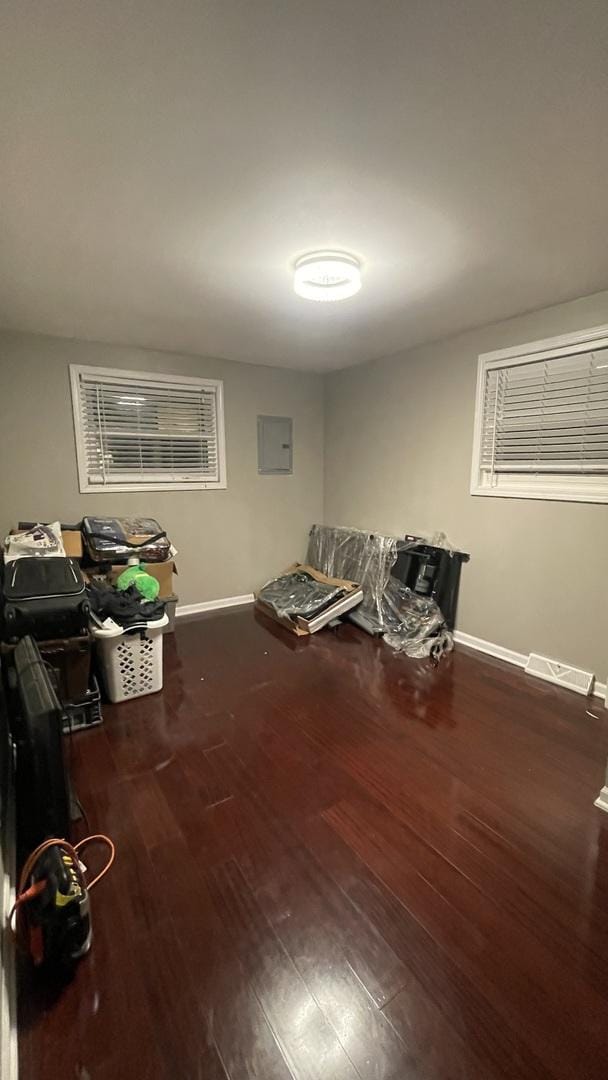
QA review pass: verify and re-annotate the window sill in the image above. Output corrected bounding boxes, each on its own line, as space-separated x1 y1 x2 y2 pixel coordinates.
471 478 608 504
79 480 227 493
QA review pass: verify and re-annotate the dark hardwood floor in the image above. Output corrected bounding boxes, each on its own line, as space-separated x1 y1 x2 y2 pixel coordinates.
18 607 608 1080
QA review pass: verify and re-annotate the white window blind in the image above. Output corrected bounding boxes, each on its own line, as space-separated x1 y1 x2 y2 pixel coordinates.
70 366 226 492
471 328 608 503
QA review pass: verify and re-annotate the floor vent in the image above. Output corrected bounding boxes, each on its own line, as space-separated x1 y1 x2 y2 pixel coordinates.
525 653 594 696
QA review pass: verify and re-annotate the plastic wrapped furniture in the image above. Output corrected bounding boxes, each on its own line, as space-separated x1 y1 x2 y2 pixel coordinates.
256 564 363 636
307 524 395 633
392 534 469 630
91 614 168 702
382 580 453 660
307 524 462 658
259 569 346 620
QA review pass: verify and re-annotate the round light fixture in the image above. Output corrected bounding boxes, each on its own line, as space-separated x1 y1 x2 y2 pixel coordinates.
293 251 362 302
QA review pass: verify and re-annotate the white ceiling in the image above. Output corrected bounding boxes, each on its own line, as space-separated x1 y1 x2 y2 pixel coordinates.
2 1 608 372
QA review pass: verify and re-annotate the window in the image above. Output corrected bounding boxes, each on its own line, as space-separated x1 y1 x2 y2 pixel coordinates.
471 326 608 503
70 365 226 492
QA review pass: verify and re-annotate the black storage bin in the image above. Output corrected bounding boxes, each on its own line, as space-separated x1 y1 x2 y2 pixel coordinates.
63 676 103 734
0 556 89 641
393 538 469 630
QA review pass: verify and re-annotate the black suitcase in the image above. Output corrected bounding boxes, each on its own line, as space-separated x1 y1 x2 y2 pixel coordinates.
0 557 90 642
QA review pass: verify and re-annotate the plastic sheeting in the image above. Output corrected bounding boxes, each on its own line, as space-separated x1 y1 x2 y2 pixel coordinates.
307 524 394 631
4 521 65 562
307 524 453 659
82 517 172 563
258 570 346 620
382 579 452 660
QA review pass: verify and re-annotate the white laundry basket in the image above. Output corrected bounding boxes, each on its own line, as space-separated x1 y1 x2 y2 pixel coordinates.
92 615 168 703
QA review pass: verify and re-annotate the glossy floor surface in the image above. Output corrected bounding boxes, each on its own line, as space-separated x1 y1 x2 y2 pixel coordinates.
18 608 608 1080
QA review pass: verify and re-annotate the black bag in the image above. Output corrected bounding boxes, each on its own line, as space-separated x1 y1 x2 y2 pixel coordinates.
81 516 170 564
1 558 90 642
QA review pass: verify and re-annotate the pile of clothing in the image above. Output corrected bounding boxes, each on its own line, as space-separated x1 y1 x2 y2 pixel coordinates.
87 581 166 631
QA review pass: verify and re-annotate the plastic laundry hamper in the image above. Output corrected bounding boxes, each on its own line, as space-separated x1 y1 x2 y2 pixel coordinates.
92 615 168 703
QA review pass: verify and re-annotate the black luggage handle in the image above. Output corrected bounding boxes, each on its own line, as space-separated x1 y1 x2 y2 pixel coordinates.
86 531 167 549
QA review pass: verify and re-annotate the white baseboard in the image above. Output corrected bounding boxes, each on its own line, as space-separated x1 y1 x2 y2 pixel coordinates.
453 630 606 705
594 787 608 814
453 630 528 669
176 593 255 618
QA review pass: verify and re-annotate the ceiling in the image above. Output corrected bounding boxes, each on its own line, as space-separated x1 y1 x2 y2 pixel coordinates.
2 1 608 372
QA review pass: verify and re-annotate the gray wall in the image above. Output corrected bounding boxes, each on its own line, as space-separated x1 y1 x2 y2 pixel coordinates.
3 292 608 681
0 331 324 604
325 290 608 680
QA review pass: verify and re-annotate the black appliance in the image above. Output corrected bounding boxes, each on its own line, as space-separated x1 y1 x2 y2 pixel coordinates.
393 537 470 630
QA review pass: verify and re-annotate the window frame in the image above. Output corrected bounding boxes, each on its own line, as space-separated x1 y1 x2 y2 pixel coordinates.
70 364 227 493
470 323 608 504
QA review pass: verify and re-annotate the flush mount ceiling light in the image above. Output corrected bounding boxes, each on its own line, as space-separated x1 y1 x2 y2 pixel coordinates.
293 251 362 302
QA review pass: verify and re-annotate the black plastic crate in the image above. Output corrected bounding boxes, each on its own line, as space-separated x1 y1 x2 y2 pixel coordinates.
62 675 103 734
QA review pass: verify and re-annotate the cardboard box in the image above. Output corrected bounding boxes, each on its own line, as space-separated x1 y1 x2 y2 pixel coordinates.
256 563 362 636
61 530 83 559
86 559 177 599
130 560 177 599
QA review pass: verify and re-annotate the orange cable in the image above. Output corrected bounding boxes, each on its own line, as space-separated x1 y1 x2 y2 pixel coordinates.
73 834 115 889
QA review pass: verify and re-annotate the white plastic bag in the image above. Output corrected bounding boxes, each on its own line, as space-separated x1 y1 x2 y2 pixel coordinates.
4 521 66 562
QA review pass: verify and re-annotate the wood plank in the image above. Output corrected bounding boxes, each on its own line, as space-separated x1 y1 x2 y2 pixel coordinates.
301 811 550 1080
250 839 408 1008
207 858 361 1080
248 840 415 1080
325 796 608 1080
